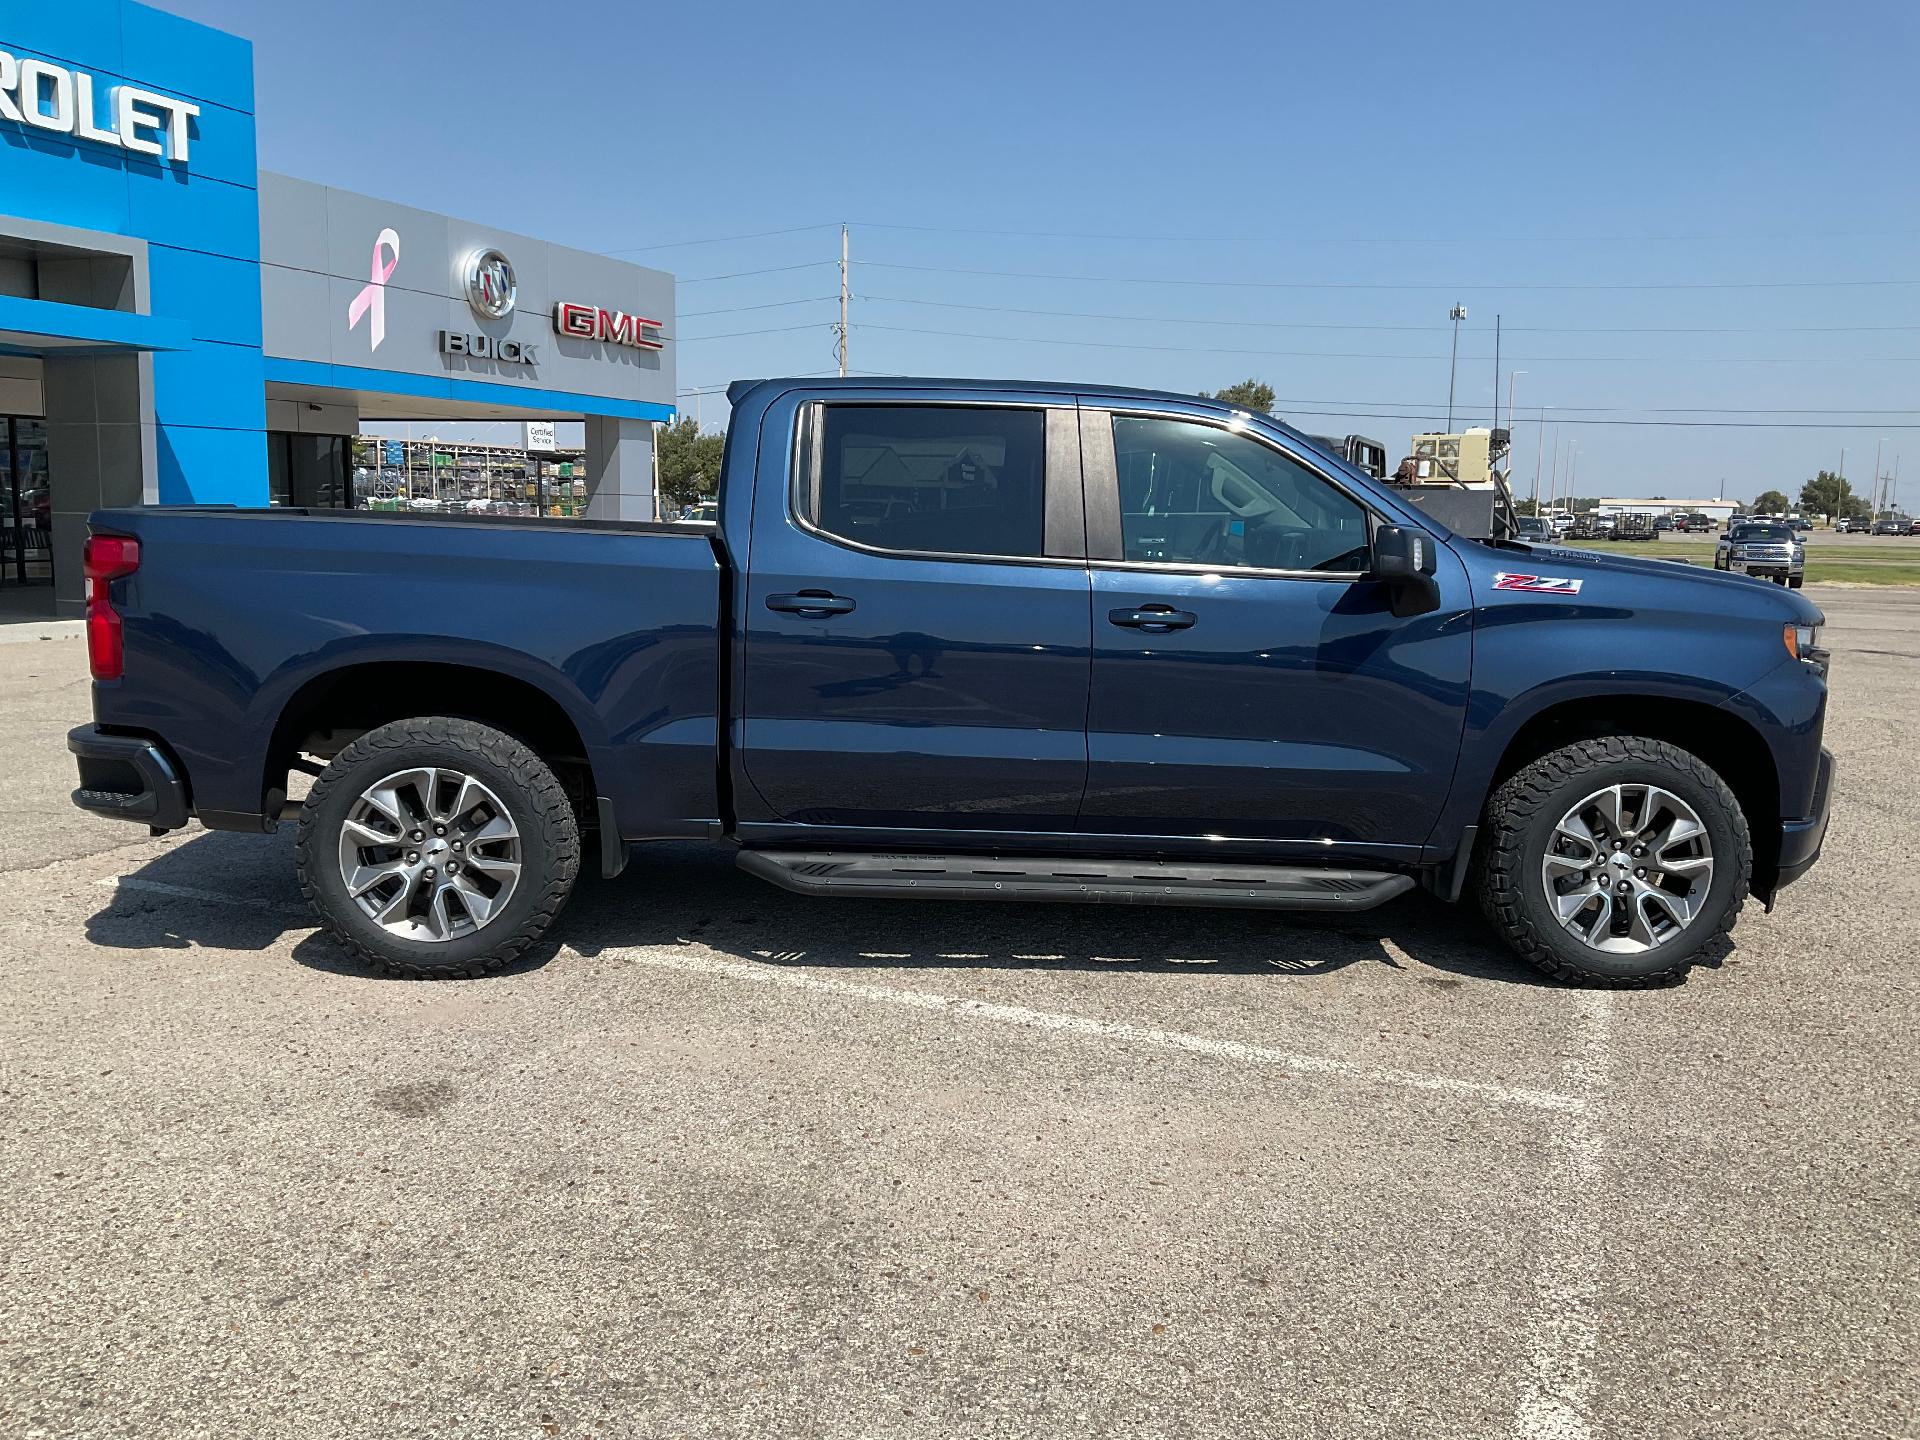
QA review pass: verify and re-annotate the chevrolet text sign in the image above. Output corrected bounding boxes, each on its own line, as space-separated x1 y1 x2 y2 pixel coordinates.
554 301 664 352
0 49 199 165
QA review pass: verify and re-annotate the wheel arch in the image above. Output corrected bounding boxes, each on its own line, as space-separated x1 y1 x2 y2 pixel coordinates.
1486 695 1780 893
264 661 599 824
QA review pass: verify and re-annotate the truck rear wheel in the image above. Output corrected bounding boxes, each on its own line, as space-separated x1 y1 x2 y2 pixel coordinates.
1477 737 1750 987
295 717 580 979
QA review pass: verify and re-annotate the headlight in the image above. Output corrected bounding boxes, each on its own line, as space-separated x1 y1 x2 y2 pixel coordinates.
1783 622 1822 659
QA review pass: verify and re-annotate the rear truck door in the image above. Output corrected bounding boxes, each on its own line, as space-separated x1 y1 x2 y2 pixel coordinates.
737 389 1092 835
1076 401 1473 862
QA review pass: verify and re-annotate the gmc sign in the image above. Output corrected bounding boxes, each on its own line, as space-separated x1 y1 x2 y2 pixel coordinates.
553 301 664 351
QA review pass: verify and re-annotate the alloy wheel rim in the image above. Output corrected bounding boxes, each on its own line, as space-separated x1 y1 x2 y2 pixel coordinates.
1539 783 1714 954
336 767 522 943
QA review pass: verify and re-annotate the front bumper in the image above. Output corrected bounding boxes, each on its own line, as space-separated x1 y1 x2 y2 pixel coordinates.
1774 746 1835 892
1724 557 1802 579
68 725 191 831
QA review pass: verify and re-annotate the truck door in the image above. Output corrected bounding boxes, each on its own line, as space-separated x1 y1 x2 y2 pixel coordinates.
1076 403 1472 862
739 391 1091 835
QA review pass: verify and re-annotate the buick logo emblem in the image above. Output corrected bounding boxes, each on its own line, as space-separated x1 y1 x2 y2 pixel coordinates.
463 248 517 320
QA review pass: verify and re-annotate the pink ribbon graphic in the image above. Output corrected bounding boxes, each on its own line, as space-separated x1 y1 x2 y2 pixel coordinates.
346 228 401 351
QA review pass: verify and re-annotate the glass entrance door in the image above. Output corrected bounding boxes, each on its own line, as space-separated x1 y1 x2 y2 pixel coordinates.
0 417 53 587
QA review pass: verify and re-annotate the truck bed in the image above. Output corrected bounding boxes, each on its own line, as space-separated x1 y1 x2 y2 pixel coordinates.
88 506 725 837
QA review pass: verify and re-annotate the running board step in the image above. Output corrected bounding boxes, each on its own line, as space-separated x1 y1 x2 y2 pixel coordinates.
736 851 1415 912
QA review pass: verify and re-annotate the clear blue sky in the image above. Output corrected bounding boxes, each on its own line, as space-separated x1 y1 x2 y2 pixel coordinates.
169 0 1920 503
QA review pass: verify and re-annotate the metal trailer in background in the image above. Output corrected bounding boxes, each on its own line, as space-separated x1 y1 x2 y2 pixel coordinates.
1611 512 1657 541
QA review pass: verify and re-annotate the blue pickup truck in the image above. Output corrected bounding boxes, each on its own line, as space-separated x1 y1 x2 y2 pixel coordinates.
69 377 1833 986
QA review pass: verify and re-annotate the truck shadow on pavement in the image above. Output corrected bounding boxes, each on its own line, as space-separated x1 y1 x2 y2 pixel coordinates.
81 832 1616 989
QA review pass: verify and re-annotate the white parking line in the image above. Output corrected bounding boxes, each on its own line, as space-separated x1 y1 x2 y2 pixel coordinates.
595 943 1587 1113
94 877 1613 1427
1513 989 1611 1440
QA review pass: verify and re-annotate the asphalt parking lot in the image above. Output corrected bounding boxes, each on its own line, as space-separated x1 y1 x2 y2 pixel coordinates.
3 589 1915 1439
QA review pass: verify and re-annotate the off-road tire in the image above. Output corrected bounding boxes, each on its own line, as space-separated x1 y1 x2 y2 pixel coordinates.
1476 736 1751 987
295 717 580 979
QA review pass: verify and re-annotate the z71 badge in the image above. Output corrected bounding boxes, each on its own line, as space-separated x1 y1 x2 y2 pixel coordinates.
1493 572 1583 595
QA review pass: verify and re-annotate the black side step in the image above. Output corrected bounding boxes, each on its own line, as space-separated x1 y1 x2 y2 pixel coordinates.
736 851 1415 912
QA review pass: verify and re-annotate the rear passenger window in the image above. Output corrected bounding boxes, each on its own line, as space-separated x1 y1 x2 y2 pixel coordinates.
808 405 1047 559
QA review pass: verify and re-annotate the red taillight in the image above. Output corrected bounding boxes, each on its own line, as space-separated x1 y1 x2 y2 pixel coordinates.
83 535 140 681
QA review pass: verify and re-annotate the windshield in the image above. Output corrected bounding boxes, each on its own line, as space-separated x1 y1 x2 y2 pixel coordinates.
1732 524 1794 542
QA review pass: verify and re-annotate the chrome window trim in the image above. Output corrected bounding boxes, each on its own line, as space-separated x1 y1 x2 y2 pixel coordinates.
787 397 1087 571
1089 557 1366 583
1093 404 1383 581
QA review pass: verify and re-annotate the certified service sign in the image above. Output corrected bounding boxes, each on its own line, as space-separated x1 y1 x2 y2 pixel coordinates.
463 249 517 321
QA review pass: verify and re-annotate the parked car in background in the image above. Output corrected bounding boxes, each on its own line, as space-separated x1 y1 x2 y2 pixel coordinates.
65 374 1833 989
1679 513 1716 533
1513 515 1551 541
1715 521 1806 587
1870 517 1908 536
1654 515 1675 532
1909 517 1920 537
1833 516 1861 534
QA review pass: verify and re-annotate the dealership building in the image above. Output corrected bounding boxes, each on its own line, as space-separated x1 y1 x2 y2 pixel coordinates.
0 0 676 615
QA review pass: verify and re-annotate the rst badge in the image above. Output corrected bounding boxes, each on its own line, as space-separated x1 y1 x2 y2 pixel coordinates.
1494 572 1583 595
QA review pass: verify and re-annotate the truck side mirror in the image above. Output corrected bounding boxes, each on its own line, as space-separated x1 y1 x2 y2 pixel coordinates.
1372 524 1441 618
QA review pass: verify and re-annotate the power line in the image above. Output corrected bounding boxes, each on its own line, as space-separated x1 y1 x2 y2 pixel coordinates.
1260 395 1920 416
856 322 1920 364
1239 407 1920 431
854 259 1920 293
603 223 836 254
677 322 832 342
678 261 836 284
679 295 838 318
848 219 1920 246
858 293 1920 336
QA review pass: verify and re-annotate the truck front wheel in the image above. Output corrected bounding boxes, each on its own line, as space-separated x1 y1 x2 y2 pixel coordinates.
295 717 581 979
1477 737 1751 986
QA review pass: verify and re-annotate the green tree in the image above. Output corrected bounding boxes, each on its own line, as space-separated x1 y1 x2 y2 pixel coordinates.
656 416 726 513
1201 379 1276 412
1753 488 1790 515
1798 469 1864 520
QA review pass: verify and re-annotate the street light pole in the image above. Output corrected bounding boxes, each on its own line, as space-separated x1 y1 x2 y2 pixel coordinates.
1445 303 1467 433
1532 403 1545 511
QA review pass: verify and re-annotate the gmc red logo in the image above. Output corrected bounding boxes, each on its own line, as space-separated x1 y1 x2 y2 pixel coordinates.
553 301 664 350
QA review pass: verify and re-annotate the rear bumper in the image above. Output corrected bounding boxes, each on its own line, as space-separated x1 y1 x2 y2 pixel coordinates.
1774 747 1835 891
68 725 191 831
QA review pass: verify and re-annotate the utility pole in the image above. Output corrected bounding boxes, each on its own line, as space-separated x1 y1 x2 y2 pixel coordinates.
836 223 850 378
1548 427 1560 515
1445 304 1467 432
1873 437 1883 515
1491 314 1501 432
